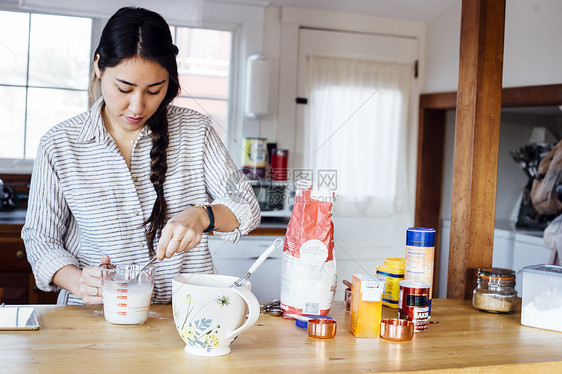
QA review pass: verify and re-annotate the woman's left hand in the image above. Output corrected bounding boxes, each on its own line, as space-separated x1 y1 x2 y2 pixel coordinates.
155 206 210 260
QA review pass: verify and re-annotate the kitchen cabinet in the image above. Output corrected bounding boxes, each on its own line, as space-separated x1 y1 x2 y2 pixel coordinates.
0 224 58 304
438 219 550 298
512 232 552 295
209 235 284 302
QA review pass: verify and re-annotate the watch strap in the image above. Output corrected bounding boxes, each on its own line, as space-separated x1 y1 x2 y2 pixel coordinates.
191 204 216 233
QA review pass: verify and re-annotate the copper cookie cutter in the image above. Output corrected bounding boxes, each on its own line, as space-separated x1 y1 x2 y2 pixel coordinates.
307 318 337 339
380 318 414 342
286 313 338 339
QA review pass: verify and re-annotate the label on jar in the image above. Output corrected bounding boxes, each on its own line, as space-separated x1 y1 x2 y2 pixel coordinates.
398 280 430 332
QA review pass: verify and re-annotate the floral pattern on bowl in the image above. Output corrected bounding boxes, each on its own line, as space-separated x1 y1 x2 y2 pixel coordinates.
172 273 260 356
174 294 230 352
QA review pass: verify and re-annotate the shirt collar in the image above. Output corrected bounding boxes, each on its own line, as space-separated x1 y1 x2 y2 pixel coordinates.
76 97 106 143
76 97 152 143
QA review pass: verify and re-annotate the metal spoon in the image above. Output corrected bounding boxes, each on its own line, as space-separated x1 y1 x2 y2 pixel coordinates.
128 257 158 285
230 238 284 287
138 257 158 273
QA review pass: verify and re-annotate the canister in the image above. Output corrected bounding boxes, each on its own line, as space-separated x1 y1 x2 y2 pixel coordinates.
404 227 435 314
398 280 430 332
521 264 562 332
385 258 405 269
376 258 405 309
270 149 289 181
242 137 267 179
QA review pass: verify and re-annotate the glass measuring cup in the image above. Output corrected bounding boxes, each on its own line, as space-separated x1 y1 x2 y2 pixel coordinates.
100 264 156 325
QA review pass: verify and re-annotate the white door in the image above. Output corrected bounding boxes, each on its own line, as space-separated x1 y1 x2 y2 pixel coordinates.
294 28 419 168
293 29 420 300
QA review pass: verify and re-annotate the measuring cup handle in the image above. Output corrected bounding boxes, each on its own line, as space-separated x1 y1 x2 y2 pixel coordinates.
226 287 260 340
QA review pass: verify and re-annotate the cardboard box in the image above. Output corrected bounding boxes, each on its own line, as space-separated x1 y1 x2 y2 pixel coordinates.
521 264 562 332
349 274 384 337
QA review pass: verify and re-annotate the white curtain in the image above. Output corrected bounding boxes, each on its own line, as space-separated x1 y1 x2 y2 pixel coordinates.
304 56 412 215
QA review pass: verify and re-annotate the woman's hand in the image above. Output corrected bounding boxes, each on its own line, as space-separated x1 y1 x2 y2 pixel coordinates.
79 255 111 305
155 206 209 260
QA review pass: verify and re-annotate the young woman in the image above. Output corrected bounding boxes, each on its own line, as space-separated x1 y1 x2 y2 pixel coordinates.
22 7 260 305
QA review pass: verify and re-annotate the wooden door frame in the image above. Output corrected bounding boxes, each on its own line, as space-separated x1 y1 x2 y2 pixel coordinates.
415 83 562 297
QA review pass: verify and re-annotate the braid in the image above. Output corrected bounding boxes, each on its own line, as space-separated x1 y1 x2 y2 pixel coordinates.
144 108 169 255
93 7 180 254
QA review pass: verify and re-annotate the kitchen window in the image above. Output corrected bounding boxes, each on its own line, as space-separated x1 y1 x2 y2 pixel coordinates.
0 10 92 160
0 10 232 164
170 26 232 143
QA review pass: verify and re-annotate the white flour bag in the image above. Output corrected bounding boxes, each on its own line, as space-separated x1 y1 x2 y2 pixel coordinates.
280 185 336 316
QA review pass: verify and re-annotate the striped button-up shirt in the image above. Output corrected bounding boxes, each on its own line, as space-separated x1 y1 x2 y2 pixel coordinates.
21 98 261 305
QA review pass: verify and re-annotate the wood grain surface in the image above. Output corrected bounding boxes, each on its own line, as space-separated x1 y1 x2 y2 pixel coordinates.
1 300 560 373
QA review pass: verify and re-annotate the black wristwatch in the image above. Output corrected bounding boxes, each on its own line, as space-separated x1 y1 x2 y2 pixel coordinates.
191 204 216 233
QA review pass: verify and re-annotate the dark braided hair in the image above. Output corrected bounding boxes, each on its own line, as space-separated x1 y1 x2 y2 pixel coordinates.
91 7 180 255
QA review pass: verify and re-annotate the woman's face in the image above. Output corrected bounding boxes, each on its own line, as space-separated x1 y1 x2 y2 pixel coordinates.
94 56 169 132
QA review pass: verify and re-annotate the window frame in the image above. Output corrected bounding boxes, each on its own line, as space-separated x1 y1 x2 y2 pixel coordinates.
169 24 234 146
0 2 266 174
0 9 93 168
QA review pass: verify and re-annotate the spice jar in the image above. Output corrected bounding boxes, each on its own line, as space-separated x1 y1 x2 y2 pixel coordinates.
472 267 517 314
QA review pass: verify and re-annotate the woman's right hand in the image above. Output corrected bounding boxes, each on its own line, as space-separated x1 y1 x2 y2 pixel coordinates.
79 255 111 305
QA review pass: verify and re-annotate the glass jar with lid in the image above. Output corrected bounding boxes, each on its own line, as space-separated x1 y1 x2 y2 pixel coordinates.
472 267 517 313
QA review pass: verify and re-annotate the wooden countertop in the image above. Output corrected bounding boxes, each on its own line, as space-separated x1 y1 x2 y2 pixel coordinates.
1 299 561 373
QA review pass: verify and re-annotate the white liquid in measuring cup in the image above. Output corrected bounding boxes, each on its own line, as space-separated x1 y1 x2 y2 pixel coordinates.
103 283 153 325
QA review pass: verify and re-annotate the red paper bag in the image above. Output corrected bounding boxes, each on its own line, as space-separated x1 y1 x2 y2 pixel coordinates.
280 186 337 316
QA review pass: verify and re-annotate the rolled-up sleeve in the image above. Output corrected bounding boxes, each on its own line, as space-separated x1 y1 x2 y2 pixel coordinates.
21 139 79 292
202 124 261 242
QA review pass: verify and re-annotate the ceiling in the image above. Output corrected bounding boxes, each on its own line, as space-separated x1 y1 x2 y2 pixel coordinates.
265 0 458 23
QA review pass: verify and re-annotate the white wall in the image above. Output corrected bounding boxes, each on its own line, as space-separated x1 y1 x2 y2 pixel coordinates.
423 0 461 93
503 0 562 87
424 0 562 93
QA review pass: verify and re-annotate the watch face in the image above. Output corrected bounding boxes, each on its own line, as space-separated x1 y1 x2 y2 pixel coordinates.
191 204 208 209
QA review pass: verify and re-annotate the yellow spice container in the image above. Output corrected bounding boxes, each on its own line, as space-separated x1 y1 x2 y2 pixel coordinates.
376 258 405 309
384 258 405 269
